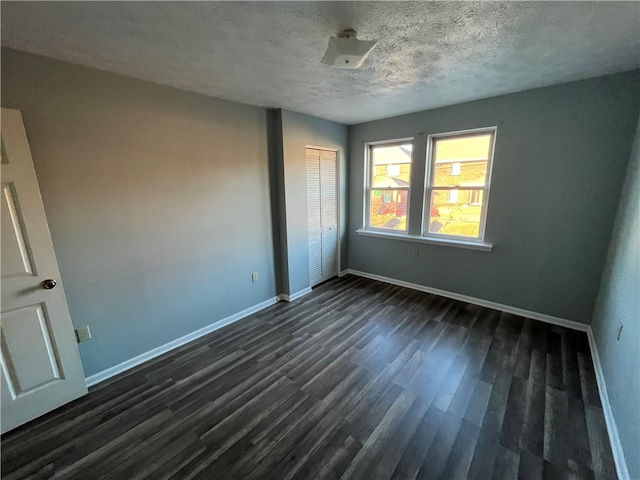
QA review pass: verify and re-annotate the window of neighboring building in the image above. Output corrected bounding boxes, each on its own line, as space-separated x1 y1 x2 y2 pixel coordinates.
469 189 483 205
386 164 401 176
365 140 412 232
424 128 496 240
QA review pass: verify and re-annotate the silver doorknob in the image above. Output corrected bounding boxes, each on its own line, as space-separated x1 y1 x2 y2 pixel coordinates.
42 279 57 290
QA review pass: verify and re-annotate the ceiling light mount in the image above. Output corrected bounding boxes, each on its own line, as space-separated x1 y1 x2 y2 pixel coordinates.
321 28 377 69
337 28 358 39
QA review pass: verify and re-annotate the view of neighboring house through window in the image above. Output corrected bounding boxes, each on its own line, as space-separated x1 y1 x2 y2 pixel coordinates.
425 128 496 240
366 141 412 231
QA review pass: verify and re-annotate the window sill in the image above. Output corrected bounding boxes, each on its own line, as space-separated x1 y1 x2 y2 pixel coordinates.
355 229 493 251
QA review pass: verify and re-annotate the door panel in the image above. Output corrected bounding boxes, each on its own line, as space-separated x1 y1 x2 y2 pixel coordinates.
1 108 87 434
320 151 338 279
308 235 323 286
1 183 35 277
307 149 323 286
306 148 338 287
1 304 62 396
321 229 338 280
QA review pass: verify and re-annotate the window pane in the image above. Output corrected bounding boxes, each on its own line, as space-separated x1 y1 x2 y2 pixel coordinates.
371 143 412 188
369 189 408 231
427 189 483 238
432 133 491 187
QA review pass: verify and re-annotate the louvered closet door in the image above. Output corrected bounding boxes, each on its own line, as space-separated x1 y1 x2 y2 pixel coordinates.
306 148 338 287
307 149 323 286
320 150 338 280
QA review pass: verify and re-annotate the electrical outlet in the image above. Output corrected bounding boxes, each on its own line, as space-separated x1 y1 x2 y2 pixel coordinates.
75 326 92 343
412 250 419 260
252 272 259 283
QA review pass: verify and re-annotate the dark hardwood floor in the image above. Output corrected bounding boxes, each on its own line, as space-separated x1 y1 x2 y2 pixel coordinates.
1 275 616 480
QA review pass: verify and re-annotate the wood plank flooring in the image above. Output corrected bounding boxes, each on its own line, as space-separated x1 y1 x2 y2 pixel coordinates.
1 275 617 480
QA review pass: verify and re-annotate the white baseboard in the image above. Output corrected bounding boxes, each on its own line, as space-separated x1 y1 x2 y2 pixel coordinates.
586 328 630 480
85 269 628 479
344 269 589 332
85 296 279 387
278 287 312 303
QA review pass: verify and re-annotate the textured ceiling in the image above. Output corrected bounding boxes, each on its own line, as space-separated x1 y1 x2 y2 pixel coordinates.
2 2 639 125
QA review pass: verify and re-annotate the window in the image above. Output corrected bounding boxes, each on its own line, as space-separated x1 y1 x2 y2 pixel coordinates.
365 140 412 232
424 128 496 240
358 128 495 250
469 189 482 205
386 164 401 176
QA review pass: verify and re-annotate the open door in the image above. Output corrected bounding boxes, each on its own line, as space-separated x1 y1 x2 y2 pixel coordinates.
1 108 87 434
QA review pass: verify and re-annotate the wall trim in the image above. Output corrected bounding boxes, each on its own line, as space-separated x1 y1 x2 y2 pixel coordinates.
279 287 312 303
355 228 493 251
85 296 279 387
84 268 627 477
345 269 589 331
586 328 630 480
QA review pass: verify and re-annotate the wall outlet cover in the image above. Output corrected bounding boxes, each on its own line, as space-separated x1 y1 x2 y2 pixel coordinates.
76 326 92 343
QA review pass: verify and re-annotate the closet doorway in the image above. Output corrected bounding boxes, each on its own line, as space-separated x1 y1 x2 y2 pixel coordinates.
306 148 338 287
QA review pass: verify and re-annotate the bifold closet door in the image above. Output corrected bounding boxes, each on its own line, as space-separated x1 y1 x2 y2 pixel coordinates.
320 150 338 280
306 148 338 287
307 149 323 286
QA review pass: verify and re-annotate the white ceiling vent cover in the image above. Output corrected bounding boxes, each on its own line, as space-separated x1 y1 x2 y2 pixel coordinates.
320 29 378 69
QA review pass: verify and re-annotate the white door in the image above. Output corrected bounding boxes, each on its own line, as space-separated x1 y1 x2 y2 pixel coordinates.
320 150 338 279
1 108 87 434
306 148 338 287
307 149 323 286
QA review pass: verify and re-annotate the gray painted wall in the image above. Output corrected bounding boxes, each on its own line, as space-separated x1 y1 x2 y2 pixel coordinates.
592 118 640 480
1 49 277 377
348 71 640 324
266 109 287 295
278 109 349 295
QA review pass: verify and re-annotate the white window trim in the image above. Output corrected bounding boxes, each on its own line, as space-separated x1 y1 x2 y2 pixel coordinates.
422 126 497 242
364 137 413 233
355 228 493 251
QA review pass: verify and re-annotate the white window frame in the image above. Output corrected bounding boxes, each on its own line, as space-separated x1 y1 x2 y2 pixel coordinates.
364 138 413 233
422 127 497 243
